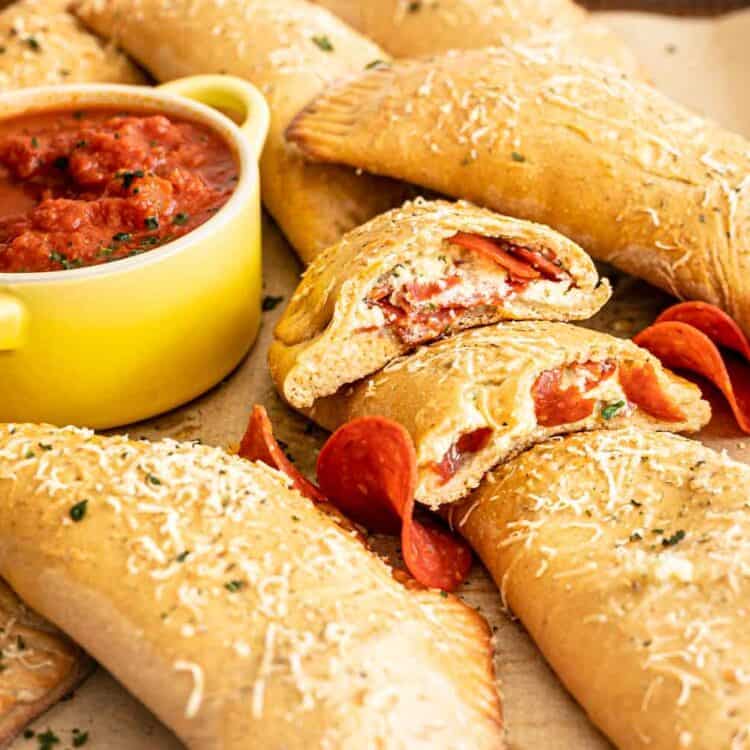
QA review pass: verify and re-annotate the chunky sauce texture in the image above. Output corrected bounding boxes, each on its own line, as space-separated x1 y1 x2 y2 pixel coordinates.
0 108 238 273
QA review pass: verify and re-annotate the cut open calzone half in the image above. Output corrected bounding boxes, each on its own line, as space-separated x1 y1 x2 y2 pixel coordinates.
308 322 710 508
0 579 91 749
75 0 408 264
1 0 146 90
287 45 750 333
0 424 504 750
270 198 611 409
447 429 750 750
310 0 642 78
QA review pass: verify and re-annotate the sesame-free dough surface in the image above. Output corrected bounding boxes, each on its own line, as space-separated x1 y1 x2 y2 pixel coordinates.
287 44 750 334
0 423 504 750
308 321 710 508
0 580 91 750
0 0 145 89
75 0 408 264
270 198 611 409
309 0 642 77
447 429 750 750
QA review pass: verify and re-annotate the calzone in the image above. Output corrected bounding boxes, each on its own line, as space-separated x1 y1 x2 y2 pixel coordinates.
308 322 710 507
447 429 750 750
288 46 750 333
0 424 504 750
0 0 145 90
270 198 611 409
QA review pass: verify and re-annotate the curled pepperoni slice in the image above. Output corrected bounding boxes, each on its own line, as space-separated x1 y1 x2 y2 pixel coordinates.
317 417 473 591
238 404 326 503
655 301 750 359
634 310 750 433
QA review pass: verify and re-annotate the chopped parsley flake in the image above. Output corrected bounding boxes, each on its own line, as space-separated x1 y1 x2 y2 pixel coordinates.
69 500 88 522
112 232 131 243
262 295 283 311
312 35 334 52
30 136 39 148
36 729 60 749
365 59 389 70
72 729 89 747
662 529 686 547
26 36 40 52
119 169 144 189
511 151 526 163
144 216 159 230
53 156 69 170
601 400 626 420
173 212 190 225
225 580 245 593
146 473 161 486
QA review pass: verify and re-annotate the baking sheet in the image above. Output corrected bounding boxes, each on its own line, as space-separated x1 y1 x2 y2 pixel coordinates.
11 9 750 749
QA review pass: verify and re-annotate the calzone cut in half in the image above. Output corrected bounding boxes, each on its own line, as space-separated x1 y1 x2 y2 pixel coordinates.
287 45 750 333
447 429 750 750
0 424 504 750
0 579 90 749
309 322 710 508
270 199 611 409
76 0 408 263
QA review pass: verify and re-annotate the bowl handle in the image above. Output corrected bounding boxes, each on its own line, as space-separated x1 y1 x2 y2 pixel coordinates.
0 292 24 351
157 75 270 158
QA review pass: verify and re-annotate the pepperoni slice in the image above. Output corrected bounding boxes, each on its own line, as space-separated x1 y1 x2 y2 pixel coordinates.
450 232 541 281
532 360 616 427
508 245 567 281
634 314 750 433
431 427 493 483
317 417 473 591
238 405 326 503
618 360 686 422
655 301 750 359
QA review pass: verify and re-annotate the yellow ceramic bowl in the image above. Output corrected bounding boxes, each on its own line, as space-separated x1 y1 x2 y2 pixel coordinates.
0 76 269 429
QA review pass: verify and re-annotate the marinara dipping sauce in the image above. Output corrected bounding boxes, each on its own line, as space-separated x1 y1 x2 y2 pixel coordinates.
0 108 238 273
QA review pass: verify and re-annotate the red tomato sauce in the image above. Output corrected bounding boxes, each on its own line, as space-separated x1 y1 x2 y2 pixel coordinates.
0 108 238 273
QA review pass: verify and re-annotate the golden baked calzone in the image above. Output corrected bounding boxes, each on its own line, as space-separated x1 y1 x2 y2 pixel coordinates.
287 46 750 333
447 428 750 750
308 322 710 508
310 0 641 77
0 424 504 750
75 0 408 263
0 579 90 749
270 198 611 409
0 0 145 90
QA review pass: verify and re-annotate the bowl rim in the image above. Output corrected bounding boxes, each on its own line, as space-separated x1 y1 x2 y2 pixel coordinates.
0 82 257 286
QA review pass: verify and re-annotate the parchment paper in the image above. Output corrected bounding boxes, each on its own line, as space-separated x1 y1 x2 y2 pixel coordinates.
11 10 750 749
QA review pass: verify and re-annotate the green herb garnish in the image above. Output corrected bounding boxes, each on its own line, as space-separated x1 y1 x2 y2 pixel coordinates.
144 216 159 230
26 36 40 52
53 156 69 170
37 729 60 750
511 151 525 163
119 169 144 189
601 400 626 420
146 473 161 485
662 529 686 547
225 580 245 593
262 295 283 311
72 730 89 747
173 212 190 225
30 136 39 148
69 500 88 522
112 232 131 243
365 59 389 70
312 35 334 52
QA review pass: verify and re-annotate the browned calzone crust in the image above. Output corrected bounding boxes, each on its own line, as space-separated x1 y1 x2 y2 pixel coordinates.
447 429 750 750
75 0 409 264
0 579 91 750
287 46 750 334
309 321 710 508
0 0 145 89
270 198 611 409
0 424 504 750
310 0 641 77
